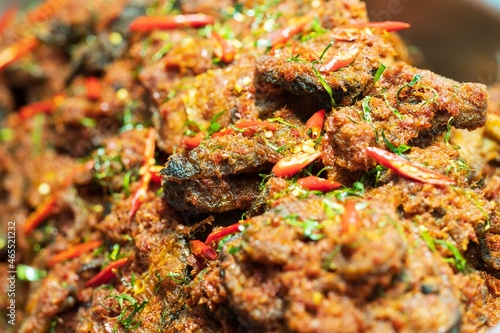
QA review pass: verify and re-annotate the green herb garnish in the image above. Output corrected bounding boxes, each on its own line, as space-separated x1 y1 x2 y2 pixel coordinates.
17 264 46 281
373 63 386 83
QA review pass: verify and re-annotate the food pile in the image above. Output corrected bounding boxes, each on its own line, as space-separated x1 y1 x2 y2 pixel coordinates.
1 0 500 332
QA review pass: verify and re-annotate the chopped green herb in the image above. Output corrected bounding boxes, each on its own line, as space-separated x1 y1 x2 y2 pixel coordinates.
259 173 272 190
463 189 490 230
105 294 148 332
445 157 470 178
322 245 341 271
152 42 173 62
373 63 386 83
381 131 410 155
109 243 122 261
267 117 297 128
434 239 468 273
31 113 45 155
408 74 422 87
122 170 134 196
382 94 403 119
0 128 14 142
228 245 242 254
311 17 327 35
285 214 324 241
286 54 308 63
80 117 97 128
419 226 468 273
333 181 365 200
360 96 373 123
167 272 188 284
443 116 454 144
312 67 336 107
396 74 422 103
322 198 344 219
319 39 334 60
366 164 386 187
17 264 46 281
207 110 225 135
418 226 435 249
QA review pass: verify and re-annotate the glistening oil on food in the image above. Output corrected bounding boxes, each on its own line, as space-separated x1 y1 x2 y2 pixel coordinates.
1 0 500 332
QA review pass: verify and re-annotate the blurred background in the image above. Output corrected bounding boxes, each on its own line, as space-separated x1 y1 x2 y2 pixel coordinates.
1 0 499 84
365 0 500 85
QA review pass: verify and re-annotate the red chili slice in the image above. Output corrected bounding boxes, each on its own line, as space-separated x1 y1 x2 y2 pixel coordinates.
272 151 322 178
148 165 163 184
84 76 101 100
366 147 455 185
212 31 235 64
317 45 359 73
129 128 156 220
211 121 276 138
23 195 58 235
183 131 205 149
356 21 411 32
205 223 242 244
129 14 215 32
305 109 326 139
0 37 39 71
0 5 17 35
47 240 103 266
269 17 309 49
340 200 359 243
297 176 342 192
190 240 217 260
84 257 129 288
19 99 56 119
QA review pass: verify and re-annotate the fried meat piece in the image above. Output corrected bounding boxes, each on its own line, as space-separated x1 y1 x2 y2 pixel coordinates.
256 29 406 107
161 134 282 213
321 63 488 173
213 196 487 332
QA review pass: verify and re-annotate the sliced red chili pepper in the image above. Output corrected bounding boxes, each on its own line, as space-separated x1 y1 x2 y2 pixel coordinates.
184 131 205 149
297 176 342 192
317 45 359 73
47 240 103 266
205 223 242 244
129 128 156 220
148 165 163 184
212 31 235 64
18 94 65 119
269 17 309 49
290 42 319 62
23 160 94 235
84 76 101 101
0 5 17 35
272 151 322 178
340 200 359 243
0 37 39 71
190 240 217 260
18 99 56 119
366 147 456 185
23 195 58 235
355 21 411 32
84 257 129 288
129 14 215 32
212 121 277 138
305 109 326 139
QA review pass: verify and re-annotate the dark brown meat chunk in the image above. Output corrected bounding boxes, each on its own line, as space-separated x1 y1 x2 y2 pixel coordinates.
213 195 487 332
256 30 405 107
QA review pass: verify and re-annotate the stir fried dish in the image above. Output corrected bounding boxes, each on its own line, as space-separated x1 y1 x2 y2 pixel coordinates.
1 0 500 332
